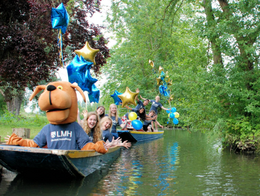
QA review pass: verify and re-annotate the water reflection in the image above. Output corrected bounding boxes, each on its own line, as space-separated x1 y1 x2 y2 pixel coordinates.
1 130 260 195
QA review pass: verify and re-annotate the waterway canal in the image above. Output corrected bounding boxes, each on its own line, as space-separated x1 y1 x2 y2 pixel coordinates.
0 129 259 195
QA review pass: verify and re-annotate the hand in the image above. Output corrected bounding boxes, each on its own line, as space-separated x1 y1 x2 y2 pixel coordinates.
4 135 11 143
136 88 140 93
121 140 131 149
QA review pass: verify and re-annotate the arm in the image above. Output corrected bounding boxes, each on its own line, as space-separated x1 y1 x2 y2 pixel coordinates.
146 115 157 121
140 95 148 101
81 141 108 154
161 106 170 111
6 133 39 147
124 105 133 110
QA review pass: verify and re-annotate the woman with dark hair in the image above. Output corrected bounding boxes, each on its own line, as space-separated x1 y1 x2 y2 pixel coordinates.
96 106 106 119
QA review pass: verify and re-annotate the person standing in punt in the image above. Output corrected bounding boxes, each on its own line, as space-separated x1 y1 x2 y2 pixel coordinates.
140 95 169 131
108 104 128 138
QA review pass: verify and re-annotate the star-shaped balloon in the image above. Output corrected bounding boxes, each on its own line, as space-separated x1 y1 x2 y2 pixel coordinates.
51 3 70 34
66 55 93 90
149 59 154 68
111 90 123 105
75 42 100 65
158 66 164 74
159 85 170 97
80 69 98 92
156 76 162 86
118 87 139 107
88 84 100 103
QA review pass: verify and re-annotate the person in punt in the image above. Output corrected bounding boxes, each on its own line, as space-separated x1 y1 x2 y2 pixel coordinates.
77 105 106 127
134 88 150 110
100 116 131 149
140 95 169 131
5 81 118 153
143 110 157 132
108 104 128 138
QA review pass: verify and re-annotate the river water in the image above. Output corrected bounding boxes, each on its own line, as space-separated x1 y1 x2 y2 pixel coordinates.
0 129 260 196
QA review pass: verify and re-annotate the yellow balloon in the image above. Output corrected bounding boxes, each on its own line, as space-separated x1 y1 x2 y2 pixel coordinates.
158 66 164 74
129 112 137 120
149 59 154 68
174 112 180 118
75 41 100 65
156 77 162 86
118 87 139 107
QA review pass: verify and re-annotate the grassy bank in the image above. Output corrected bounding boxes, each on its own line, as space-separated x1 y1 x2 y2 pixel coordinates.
0 112 48 142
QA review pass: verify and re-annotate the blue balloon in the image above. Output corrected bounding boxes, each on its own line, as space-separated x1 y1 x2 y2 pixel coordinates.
171 107 177 113
170 113 175 118
67 55 94 91
81 69 98 92
110 90 123 105
88 84 100 103
166 109 171 114
51 3 70 34
159 85 169 97
173 118 179 125
131 120 143 130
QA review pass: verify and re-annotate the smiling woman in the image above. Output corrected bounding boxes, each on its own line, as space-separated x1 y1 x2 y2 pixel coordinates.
82 112 102 143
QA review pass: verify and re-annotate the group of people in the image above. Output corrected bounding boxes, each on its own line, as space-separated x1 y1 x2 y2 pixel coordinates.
77 106 131 149
123 90 169 132
78 90 169 143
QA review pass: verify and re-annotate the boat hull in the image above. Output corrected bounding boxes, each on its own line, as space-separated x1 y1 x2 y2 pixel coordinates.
117 130 164 142
0 144 121 178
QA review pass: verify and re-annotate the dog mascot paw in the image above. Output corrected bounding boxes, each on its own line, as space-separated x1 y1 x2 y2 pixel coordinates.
6 81 107 154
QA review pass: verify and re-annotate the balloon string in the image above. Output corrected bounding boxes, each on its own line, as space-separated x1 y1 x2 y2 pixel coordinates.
57 29 64 67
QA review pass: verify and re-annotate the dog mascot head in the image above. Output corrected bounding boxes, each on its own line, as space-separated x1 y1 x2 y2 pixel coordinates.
29 81 86 125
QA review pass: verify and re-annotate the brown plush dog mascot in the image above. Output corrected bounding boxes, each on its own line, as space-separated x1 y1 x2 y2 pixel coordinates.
6 81 107 154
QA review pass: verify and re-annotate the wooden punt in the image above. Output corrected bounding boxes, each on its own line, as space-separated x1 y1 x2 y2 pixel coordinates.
0 144 121 178
117 130 164 143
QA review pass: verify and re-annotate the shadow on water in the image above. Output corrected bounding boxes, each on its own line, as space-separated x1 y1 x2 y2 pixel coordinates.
0 164 112 196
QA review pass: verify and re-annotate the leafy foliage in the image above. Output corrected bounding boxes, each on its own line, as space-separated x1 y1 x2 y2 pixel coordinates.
0 0 110 114
101 0 260 150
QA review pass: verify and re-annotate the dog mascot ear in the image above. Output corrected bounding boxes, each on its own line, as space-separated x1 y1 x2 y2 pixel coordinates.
6 81 107 154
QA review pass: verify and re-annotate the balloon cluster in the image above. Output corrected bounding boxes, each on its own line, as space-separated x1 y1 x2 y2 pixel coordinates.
110 87 138 107
51 3 70 66
67 42 100 103
129 112 143 130
166 107 180 125
51 4 100 103
149 60 173 104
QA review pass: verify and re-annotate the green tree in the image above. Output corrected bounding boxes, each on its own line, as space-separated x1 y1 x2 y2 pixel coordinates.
0 0 110 115
101 0 209 127
102 0 260 149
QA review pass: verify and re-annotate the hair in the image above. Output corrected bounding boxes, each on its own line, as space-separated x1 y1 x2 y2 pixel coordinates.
83 112 102 143
100 116 113 131
96 106 105 119
138 108 146 121
109 103 118 122
149 110 156 115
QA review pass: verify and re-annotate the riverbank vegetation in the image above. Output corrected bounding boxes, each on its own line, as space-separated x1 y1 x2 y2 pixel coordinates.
1 0 260 153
